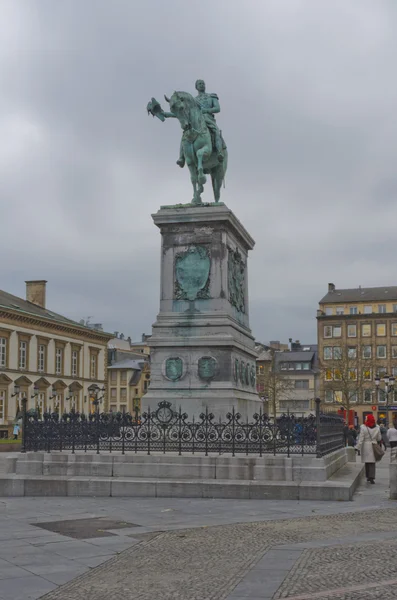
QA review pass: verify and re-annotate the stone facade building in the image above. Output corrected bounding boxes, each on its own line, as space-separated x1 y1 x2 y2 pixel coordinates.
317 282 397 424
0 281 112 436
108 358 150 414
256 341 318 416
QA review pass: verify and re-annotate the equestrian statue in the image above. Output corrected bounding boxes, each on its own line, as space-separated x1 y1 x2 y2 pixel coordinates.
147 79 228 205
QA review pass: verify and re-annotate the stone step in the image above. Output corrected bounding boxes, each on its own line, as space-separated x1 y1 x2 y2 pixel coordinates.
0 463 364 501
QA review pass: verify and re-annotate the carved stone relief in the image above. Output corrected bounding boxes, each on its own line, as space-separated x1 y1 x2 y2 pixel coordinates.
164 357 183 381
174 245 210 301
198 356 217 380
227 247 245 313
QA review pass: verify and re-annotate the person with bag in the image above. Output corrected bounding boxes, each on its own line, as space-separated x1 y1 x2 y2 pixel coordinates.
356 414 382 484
387 421 397 460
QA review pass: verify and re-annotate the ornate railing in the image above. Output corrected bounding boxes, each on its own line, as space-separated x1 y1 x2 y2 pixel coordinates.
21 399 344 457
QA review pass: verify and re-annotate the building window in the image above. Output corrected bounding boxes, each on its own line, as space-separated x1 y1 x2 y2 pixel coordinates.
378 304 386 313
325 390 333 403
363 368 372 381
348 347 357 359
392 346 397 359
393 304 397 313
111 388 117 398
363 389 372 403
325 307 333 316
350 392 358 404
120 387 127 399
55 348 63 375
347 324 356 338
19 341 27 369
334 368 342 380
348 369 357 381
325 369 333 381
280 362 287 370
361 324 371 337
120 371 127 384
295 363 302 370
302 362 310 370
336 308 344 315
295 380 309 389
110 404 117 413
71 351 78 377
377 345 387 359
143 380 150 391
111 371 117 382
392 323 397 336
0 338 6 367
364 305 372 314
38 345 46 372
333 346 342 359
333 326 342 337
0 390 4 421
324 347 332 360
324 326 332 338
334 391 342 403
90 353 98 379
392 367 397 378
378 366 387 377
349 307 357 315
363 345 372 359
376 324 386 337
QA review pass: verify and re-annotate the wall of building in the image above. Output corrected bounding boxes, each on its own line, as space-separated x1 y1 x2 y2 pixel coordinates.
0 317 110 431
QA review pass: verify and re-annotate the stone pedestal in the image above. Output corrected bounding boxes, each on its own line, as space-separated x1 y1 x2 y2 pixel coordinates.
142 203 260 418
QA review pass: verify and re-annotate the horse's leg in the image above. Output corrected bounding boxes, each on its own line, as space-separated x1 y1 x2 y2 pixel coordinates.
184 142 200 204
211 166 221 203
195 134 211 187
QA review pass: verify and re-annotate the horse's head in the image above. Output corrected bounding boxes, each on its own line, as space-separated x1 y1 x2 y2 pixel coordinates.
167 91 195 131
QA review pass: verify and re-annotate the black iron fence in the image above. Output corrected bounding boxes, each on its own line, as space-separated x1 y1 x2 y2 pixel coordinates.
21 398 344 458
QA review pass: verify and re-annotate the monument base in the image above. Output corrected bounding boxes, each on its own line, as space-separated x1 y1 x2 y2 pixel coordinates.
144 203 259 419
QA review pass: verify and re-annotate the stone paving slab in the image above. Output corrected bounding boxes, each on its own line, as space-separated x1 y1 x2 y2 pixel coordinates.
0 454 393 599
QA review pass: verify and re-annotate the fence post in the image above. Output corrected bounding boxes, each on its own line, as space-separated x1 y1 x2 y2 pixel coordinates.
21 397 27 453
315 397 321 458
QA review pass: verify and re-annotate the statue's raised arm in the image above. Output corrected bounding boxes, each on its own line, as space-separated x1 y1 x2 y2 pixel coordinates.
146 80 227 205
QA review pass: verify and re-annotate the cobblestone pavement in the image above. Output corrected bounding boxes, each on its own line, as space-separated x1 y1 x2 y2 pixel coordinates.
40 507 397 600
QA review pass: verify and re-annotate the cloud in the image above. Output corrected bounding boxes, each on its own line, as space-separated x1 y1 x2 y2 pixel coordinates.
2 0 397 344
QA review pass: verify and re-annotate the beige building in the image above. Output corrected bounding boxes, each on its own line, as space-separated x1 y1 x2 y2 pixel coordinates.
0 280 112 435
108 358 150 414
317 283 397 424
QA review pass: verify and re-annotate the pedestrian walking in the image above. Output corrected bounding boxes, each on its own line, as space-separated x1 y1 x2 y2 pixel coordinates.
13 423 20 440
356 414 382 484
346 425 357 447
387 422 397 458
380 422 388 449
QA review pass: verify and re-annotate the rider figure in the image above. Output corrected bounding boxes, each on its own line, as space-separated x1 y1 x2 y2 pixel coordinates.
176 80 224 168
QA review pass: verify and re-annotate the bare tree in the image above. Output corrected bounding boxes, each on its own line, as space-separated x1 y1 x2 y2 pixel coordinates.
259 353 295 417
320 344 376 417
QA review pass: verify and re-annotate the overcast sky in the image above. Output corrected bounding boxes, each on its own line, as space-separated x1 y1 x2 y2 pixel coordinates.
2 0 397 344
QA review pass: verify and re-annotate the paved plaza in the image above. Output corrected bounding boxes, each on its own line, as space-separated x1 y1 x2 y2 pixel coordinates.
0 455 394 599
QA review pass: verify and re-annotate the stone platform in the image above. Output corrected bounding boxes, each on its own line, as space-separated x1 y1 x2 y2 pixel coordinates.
0 449 364 501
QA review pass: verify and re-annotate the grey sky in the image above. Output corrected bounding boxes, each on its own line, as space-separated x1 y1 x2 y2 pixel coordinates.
2 0 397 344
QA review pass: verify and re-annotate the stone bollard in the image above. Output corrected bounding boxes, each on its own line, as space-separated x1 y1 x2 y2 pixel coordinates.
389 462 397 500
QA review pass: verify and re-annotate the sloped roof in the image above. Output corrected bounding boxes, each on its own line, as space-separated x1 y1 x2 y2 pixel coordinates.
0 289 112 337
108 358 145 370
275 351 314 364
320 286 397 304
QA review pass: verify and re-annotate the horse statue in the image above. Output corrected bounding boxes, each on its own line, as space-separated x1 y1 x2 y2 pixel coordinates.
147 91 228 205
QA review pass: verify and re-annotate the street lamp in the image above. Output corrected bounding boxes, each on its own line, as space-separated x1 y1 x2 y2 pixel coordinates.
31 385 39 400
88 384 105 411
375 373 395 425
11 384 20 398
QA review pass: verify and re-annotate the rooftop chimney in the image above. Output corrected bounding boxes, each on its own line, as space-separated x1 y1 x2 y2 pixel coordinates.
328 283 335 292
25 280 47 308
